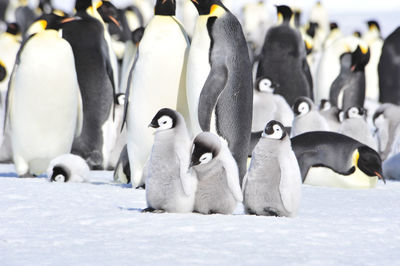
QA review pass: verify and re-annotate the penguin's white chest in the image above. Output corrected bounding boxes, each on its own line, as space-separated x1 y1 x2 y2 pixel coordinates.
186 15 211 135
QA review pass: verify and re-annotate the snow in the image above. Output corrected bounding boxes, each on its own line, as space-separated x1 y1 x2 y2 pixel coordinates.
1 163 399 265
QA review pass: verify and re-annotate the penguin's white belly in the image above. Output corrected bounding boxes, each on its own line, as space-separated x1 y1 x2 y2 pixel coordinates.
11 32 79 174
0 34 20 95
305 167 378 189
186 16 211 135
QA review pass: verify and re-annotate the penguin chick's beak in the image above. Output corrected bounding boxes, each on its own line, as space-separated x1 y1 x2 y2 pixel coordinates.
148 122 158 128
374 171 386 184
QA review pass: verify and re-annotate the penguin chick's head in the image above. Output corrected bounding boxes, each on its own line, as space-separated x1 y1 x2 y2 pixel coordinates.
293 96 313 116
353 146 386 183
155 0 176 16
115 93 125 105
319 99 332 111
330 22 339 31
149 108 178 131
351 45 370 72
50 166 69 182
190 132 221 167
345 106 366 119
256 77 275 93
97 1 121 27
276 5 292 23
190 0 225 16
262 120 287 140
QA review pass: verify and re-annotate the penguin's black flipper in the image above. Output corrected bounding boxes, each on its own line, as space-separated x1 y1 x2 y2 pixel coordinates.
248 131 262 157
105 58 117 120
302 59 314 100
121 48 140 132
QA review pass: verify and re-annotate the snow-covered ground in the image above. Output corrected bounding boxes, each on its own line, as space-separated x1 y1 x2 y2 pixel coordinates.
0 164 399 265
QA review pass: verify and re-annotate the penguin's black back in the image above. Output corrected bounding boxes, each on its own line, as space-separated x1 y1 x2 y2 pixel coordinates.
256 24 312 106
378 26 400 104
291 131 364 181
329 53 352 106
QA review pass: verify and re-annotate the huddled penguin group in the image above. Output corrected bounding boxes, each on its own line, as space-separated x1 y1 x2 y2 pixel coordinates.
0 0 399 217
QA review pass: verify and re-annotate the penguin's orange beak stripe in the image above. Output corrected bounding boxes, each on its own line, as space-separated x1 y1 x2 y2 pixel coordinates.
374 171 386 184
61 17 77 24
192 0 199 4
109 15 120 27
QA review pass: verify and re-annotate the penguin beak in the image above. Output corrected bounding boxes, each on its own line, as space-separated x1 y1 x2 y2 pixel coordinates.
108 15 120 27
192 0 199 4
374 171 386 184
148 122 158 128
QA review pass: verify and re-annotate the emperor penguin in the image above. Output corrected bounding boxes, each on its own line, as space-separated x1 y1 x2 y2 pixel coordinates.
329 51 351 106
378 26 400 104
318 99 341 132
124 0 190 188
363 20 383 102
6 16 83 176
186 0 253 183
47 154 90 183
144 108 198 213
243 120 301 217
256 5 313 106
113 145 130 184
190 132 243 215
291 131 386 189
339 106 377 150
61 0 119 170
291 97 329 137
252 77 294 132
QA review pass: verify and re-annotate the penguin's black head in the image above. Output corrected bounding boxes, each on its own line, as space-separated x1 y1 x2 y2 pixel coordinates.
131 27 145 45
0 61 7 82
355 146 386 183
115 93 125 105
190 132 221 167
149 108 178 130
256 77 277 93
190 0 225 16
344 106 367 119
367 20 380 31
276 5 292 23
293 9 301 27
351 45 370 72
353 30 362 38
330 22 338 31
262 120 287 140
306 21 319 38
75 0 92 12
40 11 69 30
319 99 332 111
6 23 21 35
293 97 313 116
155 0 176 16
50 166 69 182
97 1 121 27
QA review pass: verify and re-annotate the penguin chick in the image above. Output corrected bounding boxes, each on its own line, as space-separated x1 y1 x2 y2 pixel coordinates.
190 132 243 215
243 120 301 217
252 77 294 132
291 96 330 137
47 154 90 183
318 99 341 131
144 108 197 213
339 106 377 150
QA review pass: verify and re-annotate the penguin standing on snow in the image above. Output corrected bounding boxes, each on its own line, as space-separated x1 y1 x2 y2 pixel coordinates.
190 132 243 215
124 0 190 188
243 120 301 217
256 5 313 106
186 0 253 183
144 109 198 213
291 131 386 189
6 15 83 176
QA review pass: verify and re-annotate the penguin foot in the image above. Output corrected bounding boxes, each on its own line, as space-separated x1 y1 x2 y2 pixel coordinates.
245 208 257 215
141 207 165 213
263 207 279 217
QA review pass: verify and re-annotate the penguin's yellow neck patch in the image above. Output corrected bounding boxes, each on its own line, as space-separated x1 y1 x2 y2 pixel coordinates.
0 60 5 68
360 45 368 54
352 150 360 166
26 19 47 36
277 12 283 24
94 0 103 9
210 4 225 17
53 9 65 17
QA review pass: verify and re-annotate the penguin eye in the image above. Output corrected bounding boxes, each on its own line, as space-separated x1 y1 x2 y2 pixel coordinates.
199 153 213 165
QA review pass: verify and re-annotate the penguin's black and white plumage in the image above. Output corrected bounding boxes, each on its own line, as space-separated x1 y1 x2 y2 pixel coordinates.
6 16 83 176
329 52 352 106
113 145 130 184
186 0 253 183
144 108 198 213
62 0 118 170
190 132 243 215
318 99 341 132
291 131 386 188
124 0 190 188
378 26 400 104
256 5 313 106
243 121 301 217
330 45 370 110
47 154 90 183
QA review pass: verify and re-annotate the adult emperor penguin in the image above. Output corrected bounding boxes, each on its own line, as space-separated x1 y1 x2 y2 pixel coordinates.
291 97 329 137
62 0 118 169
318 99 341 132
47 154 90 183
186 0 253 183
339 106 377 150
252 77 294 132
291 131 386 189
190 132 243 215
378 26 400 104
144 108 198 213
243 121 301 217
124 0 190 188
256 5 313 106
6 16 83 176
113 145 130 184
329 52 352 106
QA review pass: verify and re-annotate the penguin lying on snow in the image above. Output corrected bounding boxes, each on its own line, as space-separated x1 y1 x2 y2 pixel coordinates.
47 154 90 183
243 121 301 217
291 131 386 189
190 132 243 215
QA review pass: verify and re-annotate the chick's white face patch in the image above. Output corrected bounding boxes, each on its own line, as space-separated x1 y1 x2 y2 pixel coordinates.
298 102 310 115
199 153 213 165
264 124 284 139
259 78 274 93
158 115 173 130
